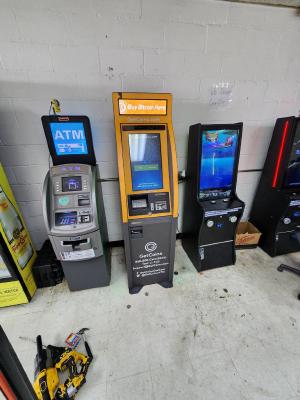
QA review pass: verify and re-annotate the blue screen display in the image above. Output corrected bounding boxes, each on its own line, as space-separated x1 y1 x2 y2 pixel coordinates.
129 133 163 191
284 122 300 188
50 122 88 156
199 129 238 192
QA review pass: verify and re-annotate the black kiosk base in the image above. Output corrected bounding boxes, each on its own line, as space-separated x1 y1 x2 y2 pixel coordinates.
183 198 244 271
123 216 177 294
182 123 244 271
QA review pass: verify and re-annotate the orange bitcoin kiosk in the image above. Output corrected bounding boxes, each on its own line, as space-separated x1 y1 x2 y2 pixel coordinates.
112 93 178 294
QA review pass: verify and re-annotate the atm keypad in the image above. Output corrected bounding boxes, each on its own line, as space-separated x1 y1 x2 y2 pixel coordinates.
78 214 91 223
155 201 167 211
54 180 61 193
128 192 170 216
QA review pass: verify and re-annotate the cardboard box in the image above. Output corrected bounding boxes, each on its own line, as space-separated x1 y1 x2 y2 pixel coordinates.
235 221 262 248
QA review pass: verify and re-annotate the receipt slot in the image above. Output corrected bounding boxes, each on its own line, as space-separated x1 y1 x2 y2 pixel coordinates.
42 115 110 291
113 93 178 294
182 123 244 271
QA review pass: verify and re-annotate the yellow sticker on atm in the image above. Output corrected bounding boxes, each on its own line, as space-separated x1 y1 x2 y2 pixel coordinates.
118 99 167 115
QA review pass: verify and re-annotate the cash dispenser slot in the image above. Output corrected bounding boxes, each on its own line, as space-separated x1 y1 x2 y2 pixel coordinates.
61 238 91 251
128 195 149 216
130 226 143 238
78 195 90 206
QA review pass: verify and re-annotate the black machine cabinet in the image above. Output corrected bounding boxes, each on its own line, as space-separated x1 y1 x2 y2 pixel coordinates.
0 326 37 400
182 123 244 271
250 116 300 257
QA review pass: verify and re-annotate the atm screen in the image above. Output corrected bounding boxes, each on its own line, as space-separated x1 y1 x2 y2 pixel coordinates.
128 133 163 191
284 122 300 188
62 176 82 192
55 212 77 226
199 129 239 195
50 122 88 156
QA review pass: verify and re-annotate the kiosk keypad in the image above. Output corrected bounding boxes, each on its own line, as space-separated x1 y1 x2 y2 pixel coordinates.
128 192 170 216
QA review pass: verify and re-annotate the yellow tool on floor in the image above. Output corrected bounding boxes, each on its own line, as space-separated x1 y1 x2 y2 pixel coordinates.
33 330 93 400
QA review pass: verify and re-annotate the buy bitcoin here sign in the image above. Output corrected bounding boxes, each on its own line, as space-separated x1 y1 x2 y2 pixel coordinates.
119 99 167 115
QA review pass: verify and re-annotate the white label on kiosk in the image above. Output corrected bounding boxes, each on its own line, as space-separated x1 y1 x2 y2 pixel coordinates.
61 249 95 261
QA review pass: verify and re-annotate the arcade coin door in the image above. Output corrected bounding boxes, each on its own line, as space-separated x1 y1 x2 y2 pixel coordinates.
113 93 178 294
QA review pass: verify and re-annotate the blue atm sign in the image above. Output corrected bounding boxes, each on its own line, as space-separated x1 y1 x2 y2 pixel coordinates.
50 122 88 156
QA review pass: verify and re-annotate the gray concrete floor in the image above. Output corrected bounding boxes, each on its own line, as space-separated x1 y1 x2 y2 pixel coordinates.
2 243 300 400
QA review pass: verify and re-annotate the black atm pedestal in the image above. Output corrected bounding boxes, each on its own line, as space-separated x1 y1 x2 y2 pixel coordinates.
182 123 244 271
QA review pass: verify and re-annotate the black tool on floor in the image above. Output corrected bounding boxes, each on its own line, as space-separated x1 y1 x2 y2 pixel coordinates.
278 264 300 276
276 228 300 299
32 240 64 288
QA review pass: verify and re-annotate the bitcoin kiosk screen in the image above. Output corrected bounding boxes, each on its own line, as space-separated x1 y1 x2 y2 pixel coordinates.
128 133 163 191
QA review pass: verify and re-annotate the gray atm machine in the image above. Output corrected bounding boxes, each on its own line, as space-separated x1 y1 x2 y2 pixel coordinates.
42 115 110 291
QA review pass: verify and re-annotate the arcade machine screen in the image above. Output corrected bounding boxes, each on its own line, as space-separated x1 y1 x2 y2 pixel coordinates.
284 122 300 188
199 129 239 198
49 122 88 156
128 133 163 191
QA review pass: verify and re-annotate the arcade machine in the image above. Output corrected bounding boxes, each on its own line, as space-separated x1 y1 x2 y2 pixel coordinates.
112 92 178 294
182 123 244 271
250 116 300 257
42 115 111 291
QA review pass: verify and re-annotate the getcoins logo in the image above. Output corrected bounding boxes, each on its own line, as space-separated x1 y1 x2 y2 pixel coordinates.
119 100 127 114
145 241 157 252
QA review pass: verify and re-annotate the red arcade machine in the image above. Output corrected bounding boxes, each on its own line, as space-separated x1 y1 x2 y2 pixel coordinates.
250 116 300 257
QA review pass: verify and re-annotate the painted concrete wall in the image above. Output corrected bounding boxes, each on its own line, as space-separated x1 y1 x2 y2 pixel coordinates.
0 0 299 249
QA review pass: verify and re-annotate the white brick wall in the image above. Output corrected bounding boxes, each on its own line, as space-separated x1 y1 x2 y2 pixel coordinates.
0 0 299 249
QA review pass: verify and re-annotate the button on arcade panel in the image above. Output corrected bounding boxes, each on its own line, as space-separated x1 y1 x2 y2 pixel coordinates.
279 200 300 228
128 192 170 216
202 199 243 240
